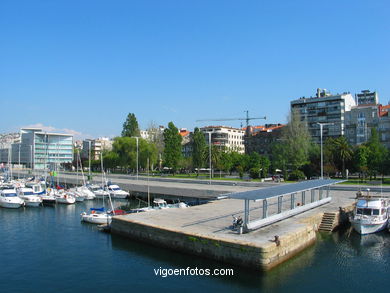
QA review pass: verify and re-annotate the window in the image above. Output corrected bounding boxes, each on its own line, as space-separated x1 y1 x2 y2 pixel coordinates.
363 209 372 216
373 209 380 216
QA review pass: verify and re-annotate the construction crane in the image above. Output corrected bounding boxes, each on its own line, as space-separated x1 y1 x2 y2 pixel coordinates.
196 110 266 129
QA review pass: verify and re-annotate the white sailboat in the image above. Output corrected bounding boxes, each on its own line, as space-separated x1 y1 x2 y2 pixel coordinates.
81 153 116 224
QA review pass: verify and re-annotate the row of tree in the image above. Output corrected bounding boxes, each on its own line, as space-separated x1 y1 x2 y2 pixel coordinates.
87 112 390 180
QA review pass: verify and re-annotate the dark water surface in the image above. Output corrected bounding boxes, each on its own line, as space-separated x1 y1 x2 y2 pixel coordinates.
1 200 390 293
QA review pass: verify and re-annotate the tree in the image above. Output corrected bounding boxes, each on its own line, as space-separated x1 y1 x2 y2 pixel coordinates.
146 121 164 156
259 155 271 178
366 128 387 179
121 113 140 137
192 128 207 176
353 145 369 180
112 137 137 170
163 122 182 174
333 136 353 178
272 110 311 176
138 139 158 170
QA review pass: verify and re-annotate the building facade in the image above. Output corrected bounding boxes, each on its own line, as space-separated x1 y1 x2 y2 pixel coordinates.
0 128 73 170
345 104 379 145
81 137 113 161
200 126 245 153
244 124 285 157
291 88 356 144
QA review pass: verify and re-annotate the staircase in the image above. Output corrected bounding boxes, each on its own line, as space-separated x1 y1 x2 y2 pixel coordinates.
318 212 337 232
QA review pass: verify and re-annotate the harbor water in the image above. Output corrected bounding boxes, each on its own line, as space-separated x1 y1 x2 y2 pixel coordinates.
1 200 390 292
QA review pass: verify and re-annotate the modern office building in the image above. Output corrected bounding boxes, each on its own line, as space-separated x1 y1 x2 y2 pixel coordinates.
291 89 356 144
0 128 73 170
200 126 245 153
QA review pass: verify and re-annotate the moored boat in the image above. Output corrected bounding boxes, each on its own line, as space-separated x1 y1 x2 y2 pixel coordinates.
16 187 42 207
108 184 129 199
350 189 389 235
0 188 25 208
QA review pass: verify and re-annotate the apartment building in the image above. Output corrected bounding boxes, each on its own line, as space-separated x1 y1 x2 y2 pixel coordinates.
200 126 245 153
291 88 356 144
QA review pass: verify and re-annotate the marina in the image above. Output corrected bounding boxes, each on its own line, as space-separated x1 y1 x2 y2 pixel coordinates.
0 195 389 292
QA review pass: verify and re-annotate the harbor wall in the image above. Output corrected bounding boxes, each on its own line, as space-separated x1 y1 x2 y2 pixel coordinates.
112 216 317 271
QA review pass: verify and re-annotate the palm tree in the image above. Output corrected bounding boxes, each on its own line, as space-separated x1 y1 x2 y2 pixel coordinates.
334 137 353 177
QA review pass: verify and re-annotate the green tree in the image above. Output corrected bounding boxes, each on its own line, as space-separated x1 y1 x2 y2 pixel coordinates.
121 113 141 137
163 122 182 174
139 139 158 170
366 128 387 179
353 145 369 180
272 110 311 177
259 155 271 178
333 136 353 178
103 151 120 170
112 137 137 170
192 127 207 176
219 151 233 173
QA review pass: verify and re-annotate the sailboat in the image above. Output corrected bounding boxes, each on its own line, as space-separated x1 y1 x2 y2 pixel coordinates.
70 152 95 200
81 153 115 224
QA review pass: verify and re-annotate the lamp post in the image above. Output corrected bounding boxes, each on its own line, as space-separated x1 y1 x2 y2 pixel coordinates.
317 122 334 179
132 137 139 180
88 140 91 180
18 144 20 179
206 132 212 185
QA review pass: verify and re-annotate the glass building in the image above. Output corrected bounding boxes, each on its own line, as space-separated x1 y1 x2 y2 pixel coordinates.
1 128 73 170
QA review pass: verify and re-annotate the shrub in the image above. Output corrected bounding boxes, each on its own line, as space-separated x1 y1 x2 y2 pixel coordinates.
288 170 306 181
249 168 260 179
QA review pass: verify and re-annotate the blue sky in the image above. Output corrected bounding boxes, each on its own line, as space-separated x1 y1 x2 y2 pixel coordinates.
1 0 389 139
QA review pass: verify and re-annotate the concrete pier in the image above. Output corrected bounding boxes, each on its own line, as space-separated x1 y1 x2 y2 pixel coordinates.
111 189 357 270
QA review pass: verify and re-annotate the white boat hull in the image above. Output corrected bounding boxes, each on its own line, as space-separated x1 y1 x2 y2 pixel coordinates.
351 219 388 235
110 193 128 199
81 213 112 224
24 201 42 207
21 196 42 207
0 201 24 209
56 196 76 204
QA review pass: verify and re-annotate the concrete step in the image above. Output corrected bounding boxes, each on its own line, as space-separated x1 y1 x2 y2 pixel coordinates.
318 212 337 232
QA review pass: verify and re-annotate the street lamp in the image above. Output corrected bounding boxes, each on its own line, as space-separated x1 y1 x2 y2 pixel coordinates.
317 122 334 179
206 132 212 184
88 140 92 180
132 137 140 180
18 144 20 179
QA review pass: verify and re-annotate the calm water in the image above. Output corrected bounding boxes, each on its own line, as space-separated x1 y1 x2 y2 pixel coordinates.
1 200 390 293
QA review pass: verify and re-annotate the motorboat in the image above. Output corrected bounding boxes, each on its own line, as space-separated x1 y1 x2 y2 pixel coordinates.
153 198 168 209
67 189 85 202
74 186 95 200
27 181 56 205
81 208 112 224
350 190 389 235
16 187 42 207
108 184 129 199
54 189 76 204
0 188 25 208
89 185 110 199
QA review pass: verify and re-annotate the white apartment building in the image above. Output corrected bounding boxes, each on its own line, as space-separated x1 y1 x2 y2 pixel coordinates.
200 126 245 153
291 88 356 143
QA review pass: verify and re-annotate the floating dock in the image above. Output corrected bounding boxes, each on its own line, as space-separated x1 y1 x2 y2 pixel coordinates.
111 182 357 271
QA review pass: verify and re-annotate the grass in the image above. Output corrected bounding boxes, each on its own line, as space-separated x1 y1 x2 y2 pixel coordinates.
339 179 390 186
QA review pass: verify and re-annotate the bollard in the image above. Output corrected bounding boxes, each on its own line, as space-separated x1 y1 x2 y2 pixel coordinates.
239 226 243 235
